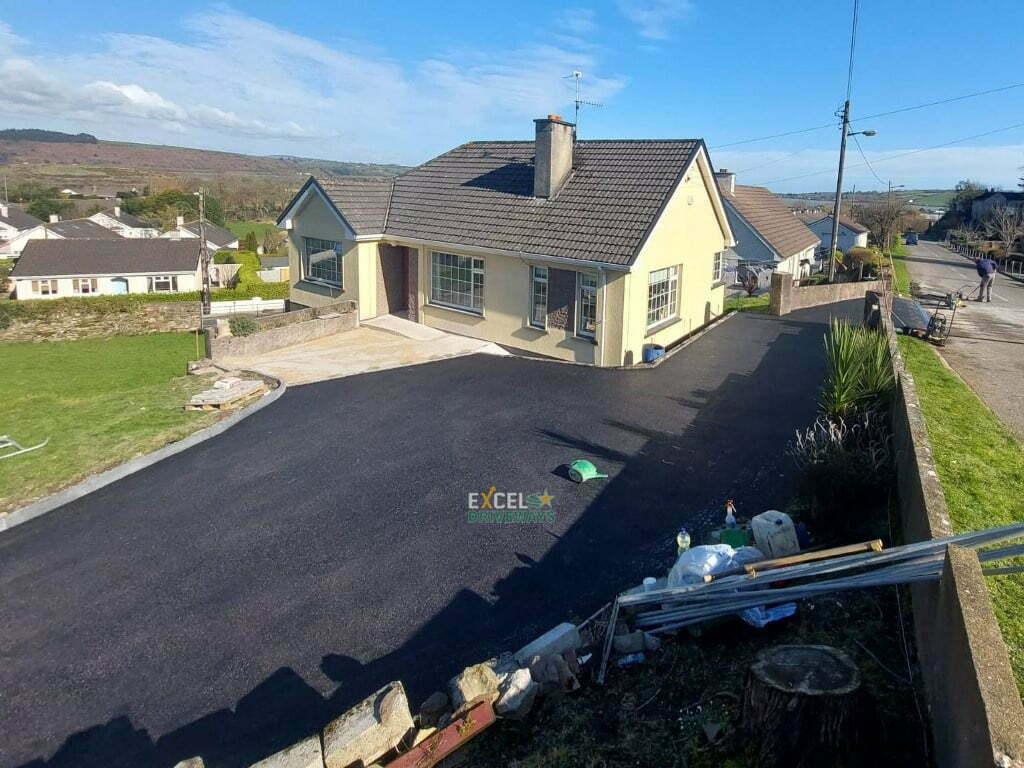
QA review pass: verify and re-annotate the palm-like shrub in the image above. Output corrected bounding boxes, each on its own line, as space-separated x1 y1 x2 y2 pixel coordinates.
820 319 894 419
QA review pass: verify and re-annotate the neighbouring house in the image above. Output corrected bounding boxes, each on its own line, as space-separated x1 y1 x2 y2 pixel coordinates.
89 206 160 238
970 191 1024 223
0 216 123 259
0 204 43 257
10 238 204 299
714 170 819 285
800 213 870 255
277 114 736 367
162 216 239 252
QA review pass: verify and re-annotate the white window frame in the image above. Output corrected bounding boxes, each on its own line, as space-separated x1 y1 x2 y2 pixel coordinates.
32 279 58 296
646 265 679 329
430 251 484 314
576 272 598 338
301 236 344 288
712 252 724 284
147 275 177 293
529 265 548 329
74 278 98 295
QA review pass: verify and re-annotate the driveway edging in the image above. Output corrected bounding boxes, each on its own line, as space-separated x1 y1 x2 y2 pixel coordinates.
0 374 286 534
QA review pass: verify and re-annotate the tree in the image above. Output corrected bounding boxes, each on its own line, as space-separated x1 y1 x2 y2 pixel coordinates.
983 205 1024 259
262 229 283 255
851 202 911 252
26 198 73 221
845 246 883 280
242 231 259 252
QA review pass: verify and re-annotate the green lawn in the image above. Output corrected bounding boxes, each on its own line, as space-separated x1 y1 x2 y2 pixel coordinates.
227 220 281 240
725 293 770 313
898 336 1024 694
0 334 218 514
889 247 911 296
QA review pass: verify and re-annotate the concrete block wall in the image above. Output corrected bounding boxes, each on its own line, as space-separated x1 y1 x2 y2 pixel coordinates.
884 309 1024 768
769 272 885 316
207 301 357 360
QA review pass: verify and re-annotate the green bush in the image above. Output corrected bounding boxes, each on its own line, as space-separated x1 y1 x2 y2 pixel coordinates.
228 316 258 336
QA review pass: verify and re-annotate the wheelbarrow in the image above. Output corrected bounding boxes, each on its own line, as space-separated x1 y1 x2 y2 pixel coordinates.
567 459 608 484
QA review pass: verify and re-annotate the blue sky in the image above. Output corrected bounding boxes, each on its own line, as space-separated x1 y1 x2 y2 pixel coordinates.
1 1 1022 192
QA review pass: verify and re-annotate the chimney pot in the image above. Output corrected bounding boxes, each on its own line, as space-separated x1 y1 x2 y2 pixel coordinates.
534 115 575 199
49 214 60 223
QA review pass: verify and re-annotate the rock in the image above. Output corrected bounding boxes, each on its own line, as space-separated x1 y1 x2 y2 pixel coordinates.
514 623 582 665
248 735 323 768
322 681 414 768
215 318 231 337
613 631 645 654
174 760 205 768
418 691 450 728
487 651 519 677
449 662 501 709
495 668 539 720
528 653 579 692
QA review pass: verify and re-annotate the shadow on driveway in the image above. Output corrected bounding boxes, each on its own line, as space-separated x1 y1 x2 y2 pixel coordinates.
3 302 862 768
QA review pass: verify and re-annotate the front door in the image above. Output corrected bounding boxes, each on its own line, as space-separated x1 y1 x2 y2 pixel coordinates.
111 277 129 294
377 244 408 316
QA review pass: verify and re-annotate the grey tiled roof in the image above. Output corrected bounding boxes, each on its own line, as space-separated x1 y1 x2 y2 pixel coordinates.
182 221 238 248
382 140 702 266
804 214 870 235
721 184 820 259
46 219 124 239
0 206 42 230
12 239 201 277
318 177 393 234
102 209 157 228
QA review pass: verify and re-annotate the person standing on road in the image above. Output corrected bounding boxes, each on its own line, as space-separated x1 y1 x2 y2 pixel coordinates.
975 255 997 302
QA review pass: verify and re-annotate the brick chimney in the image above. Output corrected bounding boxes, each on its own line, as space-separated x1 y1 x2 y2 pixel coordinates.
534 114 575 199
715 169 736 196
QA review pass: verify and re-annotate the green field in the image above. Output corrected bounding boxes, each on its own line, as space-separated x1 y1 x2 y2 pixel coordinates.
899 336 1024 694
0 334 218 514
227 220 281 240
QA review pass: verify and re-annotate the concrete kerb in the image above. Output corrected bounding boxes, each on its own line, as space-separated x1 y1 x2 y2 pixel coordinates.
0 371 286 534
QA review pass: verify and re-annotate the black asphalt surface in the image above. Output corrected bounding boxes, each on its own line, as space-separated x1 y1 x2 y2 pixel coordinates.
1 301 860 768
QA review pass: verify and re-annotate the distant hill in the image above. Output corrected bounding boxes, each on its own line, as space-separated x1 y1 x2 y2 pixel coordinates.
0 128 98 143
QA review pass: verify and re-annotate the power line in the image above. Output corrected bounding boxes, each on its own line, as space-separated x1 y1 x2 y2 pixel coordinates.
734 147 809 175
710 81 1024 150
852 134 885 186
846 0 860 100
757 120 1024 185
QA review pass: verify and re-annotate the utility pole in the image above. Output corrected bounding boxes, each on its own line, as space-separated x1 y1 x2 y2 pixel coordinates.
197 189 211 315
827 101 851 282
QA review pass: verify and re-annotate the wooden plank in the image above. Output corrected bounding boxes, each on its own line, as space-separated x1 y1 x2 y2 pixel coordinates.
386 697 495 768
742 540 884 576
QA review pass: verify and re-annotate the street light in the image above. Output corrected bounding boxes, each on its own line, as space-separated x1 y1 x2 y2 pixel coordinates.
827 102 877 282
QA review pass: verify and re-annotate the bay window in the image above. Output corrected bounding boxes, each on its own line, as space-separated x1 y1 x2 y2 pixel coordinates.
302 237 343 287
430 251 484 313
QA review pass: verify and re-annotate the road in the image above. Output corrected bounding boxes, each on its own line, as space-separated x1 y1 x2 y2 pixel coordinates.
1 302 857 768
902 240 1024 438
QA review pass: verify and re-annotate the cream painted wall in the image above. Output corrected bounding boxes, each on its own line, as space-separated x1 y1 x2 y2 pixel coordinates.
622 150 731 365
403 241 612 365
286 190 361 312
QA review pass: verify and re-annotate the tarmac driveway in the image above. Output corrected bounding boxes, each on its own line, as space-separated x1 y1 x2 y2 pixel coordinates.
0 301 859 768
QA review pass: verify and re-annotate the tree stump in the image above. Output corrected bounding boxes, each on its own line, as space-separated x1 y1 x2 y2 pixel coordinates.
741 645 863 768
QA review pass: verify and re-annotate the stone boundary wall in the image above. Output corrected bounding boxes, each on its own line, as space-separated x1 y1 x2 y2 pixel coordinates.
769 272 885 316
0 300 202 342
882 302 1024 768
206 300 357 360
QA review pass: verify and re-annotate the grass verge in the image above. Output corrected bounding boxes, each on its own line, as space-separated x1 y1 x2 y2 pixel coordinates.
724 293 769 313
898 335 1024 694
227 220 280 240
888 244 911 296
0 333 219 514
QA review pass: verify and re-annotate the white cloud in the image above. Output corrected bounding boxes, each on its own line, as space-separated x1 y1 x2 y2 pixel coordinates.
0 9 625 163
0 20 25 49
559 8 598 34
617 0 693 39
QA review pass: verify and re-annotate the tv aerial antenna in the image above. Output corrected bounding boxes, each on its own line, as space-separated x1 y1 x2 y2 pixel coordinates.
564 71 602 129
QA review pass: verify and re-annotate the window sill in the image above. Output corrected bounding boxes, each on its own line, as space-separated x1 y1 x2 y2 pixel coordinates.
645 316 681 338
427 301 484 319
574 334 598 345
299 278 343 291
711 280 727 289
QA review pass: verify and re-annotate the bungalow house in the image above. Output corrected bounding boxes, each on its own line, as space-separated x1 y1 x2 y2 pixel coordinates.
970 191 1024 223
0 204 43 257
89 206 161 238
0 216 123 259
277 115 736 367
10 239 203 299
714 170 819 285
162 216 239 252
800 214 869 255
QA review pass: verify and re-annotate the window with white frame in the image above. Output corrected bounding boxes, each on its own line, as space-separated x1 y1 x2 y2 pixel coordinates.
31 279 58 296
713 252 724 283
74 278 98 295
647 265 679 328
576 272 598 338
430 251 484 313
301 236 343 287
529 265 548 328
147 275 177 292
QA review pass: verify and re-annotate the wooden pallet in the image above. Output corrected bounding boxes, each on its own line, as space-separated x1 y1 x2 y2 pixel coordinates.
185 382 265 411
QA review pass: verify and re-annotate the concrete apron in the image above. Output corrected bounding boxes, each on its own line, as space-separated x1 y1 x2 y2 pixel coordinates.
220 317 509 386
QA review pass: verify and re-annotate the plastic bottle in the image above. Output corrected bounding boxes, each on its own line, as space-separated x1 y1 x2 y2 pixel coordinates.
616 652 646 667
676 527 691 555
724 500 737 529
